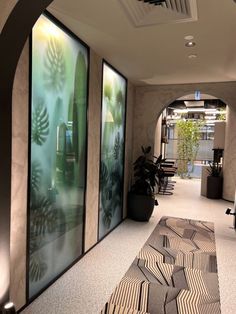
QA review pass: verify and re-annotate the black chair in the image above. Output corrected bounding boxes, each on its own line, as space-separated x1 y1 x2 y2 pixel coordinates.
157 163 177 195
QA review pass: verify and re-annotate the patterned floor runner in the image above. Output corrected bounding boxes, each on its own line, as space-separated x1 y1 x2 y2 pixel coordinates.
101 216 221 314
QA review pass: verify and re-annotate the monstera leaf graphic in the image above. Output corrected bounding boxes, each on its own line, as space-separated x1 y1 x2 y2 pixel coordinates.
30 196 57 237
102 207 112 229
29 194 66 282
44 36 66 92
116 89 124 105
113 132 121 160
31 161 42 195
32 99 49 145
29 250 47 282
29 231 47 282
100 161 109 186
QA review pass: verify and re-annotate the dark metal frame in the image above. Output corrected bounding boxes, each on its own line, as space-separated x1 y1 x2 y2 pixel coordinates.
26 10 90 304
97 60 128 242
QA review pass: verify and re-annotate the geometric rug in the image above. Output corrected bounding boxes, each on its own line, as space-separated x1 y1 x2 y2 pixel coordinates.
101 216 221 314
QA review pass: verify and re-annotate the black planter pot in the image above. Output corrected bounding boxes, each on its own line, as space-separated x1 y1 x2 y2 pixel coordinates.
207 176 223 199
127 192 155 221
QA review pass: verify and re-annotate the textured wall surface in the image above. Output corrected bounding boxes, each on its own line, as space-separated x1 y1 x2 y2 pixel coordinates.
10 41 29 310
123 82 134 218
133 82 236 162
213 121 226 149
223 107 236 201
85 50 102 252
0 0 19 306
0 0 18 31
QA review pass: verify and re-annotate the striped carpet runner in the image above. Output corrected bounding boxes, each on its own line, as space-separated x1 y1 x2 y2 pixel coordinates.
101 216 220 314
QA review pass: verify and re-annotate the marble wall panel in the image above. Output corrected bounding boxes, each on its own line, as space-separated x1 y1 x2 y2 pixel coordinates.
0 0 18 31
223 107 236 201
123 82 134 218
10 41 29 310
84 50 102 252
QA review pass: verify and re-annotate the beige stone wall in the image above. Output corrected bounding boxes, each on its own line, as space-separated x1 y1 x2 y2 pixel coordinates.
123 82 135 218
10 41 28 310
213 121 226 149
133 82 236 162
223 107 236 201
85 50 102 252
0 0 18 32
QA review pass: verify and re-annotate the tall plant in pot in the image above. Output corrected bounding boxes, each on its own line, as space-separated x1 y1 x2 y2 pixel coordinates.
176 120 202 178
206 161 223 199
127 146 161 221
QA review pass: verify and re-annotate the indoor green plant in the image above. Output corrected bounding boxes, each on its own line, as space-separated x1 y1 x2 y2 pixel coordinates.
206 161 223 199
176 120 202 178
127 146 160 221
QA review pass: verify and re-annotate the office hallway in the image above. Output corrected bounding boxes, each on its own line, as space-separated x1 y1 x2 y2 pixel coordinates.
23 178 236 314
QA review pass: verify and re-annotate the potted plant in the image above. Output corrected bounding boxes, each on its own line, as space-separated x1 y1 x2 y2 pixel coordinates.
127 146 161 221
206 161 223 199
176 120 202 179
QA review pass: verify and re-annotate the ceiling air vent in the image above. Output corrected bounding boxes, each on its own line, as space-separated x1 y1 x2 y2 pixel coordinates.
119 0 198 27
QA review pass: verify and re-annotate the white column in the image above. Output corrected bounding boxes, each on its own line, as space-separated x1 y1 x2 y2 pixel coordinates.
154 115 162 158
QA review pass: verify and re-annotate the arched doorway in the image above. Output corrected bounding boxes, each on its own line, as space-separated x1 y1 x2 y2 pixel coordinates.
156 94 226 178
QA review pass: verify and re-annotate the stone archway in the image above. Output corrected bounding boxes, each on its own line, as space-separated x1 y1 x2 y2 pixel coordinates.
154 92 227 156
134 83 236 202
0 0 53 306
133 82 236 161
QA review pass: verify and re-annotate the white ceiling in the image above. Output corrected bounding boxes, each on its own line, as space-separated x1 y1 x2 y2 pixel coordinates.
48 0 236 86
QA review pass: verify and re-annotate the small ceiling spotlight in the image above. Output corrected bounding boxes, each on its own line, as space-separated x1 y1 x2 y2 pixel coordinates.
2 302 16 314
185 41 196 47
188 54 197 59
184 35 194 41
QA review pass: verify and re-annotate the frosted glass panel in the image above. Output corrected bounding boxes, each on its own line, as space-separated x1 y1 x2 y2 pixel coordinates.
29 13 88 298
99 63 127 239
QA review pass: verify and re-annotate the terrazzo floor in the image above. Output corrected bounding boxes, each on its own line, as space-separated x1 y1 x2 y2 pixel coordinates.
22 178 236 314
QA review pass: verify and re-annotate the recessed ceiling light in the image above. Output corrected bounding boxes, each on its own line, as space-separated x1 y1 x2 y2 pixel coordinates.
188 54 197 59
185 41 196 47
184 35 194 41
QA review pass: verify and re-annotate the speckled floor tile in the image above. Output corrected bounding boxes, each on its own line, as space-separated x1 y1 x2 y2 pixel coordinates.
22 178 236 314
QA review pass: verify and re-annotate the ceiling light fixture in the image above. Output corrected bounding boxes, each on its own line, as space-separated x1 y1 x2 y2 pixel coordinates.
188 54 197 59
185 41 196 47
184 35 194 41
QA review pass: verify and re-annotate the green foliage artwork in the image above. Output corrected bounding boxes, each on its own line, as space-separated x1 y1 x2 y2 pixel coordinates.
176 120 202 178
29 14 88 298
99 63 127 239
31 99 49 146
